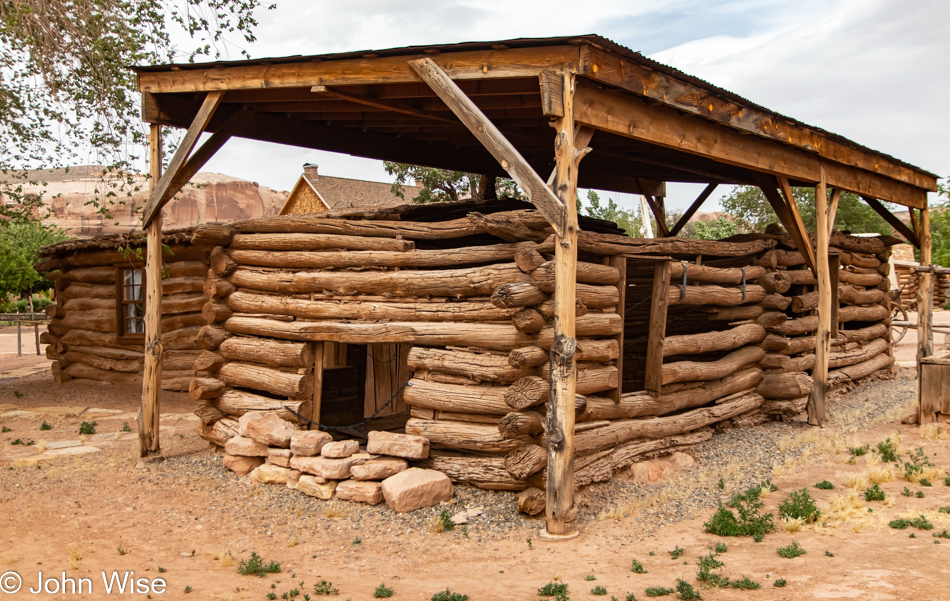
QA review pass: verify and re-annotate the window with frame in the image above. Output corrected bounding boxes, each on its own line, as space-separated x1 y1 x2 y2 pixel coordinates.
117 267 145 338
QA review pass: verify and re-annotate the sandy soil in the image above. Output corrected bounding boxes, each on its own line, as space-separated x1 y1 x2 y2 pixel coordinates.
1 367 950 599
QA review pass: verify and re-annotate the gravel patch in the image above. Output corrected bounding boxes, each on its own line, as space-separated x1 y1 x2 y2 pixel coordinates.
141 371 916 539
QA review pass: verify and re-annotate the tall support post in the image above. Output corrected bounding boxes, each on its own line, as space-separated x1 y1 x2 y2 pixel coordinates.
545 71 581 538
810 168 830 427
310 342 325 431
918 207 934 422
139 124 164 459
644 261 672 396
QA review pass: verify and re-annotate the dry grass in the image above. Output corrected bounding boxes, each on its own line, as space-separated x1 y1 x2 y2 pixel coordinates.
782 516 804 533
847 473 870 491
826 489 867 525
220 550 234 568
67 544 82 571
868 465 896 484
921 424 949 441
287 537 299 547
323 504 348 519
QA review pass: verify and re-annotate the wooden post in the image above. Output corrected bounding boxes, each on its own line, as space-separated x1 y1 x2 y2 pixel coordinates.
606 256 626 403
139 123 164 459
810 168 830 427
829 254 840 338
16 322 21 357
644 261 672 396
545 71 582 538
34 322 40 355
918 207 934 422
311 342 325 430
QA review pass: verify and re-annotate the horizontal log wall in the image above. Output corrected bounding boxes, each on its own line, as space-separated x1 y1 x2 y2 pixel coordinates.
41 250 211 390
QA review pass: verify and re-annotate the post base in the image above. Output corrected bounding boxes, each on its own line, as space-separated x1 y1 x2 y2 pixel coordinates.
539 526 579 541
135 455 165 469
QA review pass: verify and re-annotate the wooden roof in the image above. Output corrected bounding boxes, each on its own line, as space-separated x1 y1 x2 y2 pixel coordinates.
135 34 937 209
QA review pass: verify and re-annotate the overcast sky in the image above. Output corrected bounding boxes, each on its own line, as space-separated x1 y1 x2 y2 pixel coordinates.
199 0 950 212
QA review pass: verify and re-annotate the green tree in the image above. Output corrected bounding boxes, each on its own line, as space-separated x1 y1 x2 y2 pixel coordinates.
720 185 893 235
0 0 274 221
932 177 950 267
384 163 523 203
685 216 739 240
0 218 68 303
579 190 643 237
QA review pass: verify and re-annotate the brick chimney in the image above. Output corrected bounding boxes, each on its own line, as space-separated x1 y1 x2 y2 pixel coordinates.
303 163 319 180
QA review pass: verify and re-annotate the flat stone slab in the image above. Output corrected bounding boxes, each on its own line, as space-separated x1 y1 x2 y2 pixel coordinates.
44 440 82 450
14 446 100 464
84 408 123 415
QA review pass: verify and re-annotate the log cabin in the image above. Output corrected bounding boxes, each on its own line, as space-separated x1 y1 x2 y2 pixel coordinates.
37 35 938 535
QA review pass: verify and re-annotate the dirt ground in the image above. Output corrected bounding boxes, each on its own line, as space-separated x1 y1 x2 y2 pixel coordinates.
2 351 950 599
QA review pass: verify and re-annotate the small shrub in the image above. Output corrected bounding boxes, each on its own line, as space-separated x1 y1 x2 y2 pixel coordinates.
432 510 454 533
644 587 673 597
10 438 35 446
933 529 950 539
917 491 925 499
939 506 950 514
728 577 759 590
778 489 821 523
876 438 899 462
674 579 701 600
374 583 394 598
889 515 933 530
591 585 608 596
39 421 51 431
184 585 192 593
703 483 775 538
266 593 276 600
901 447 936 482
713 542 727 553
238 552 281 577
117 545 128 556
625 594 637 601
824 549 834 557
814 481 834 490
121 422 131 432
313 580 339 595
864 483 886 502
631 559 647 573
0 426 9 433
431 589 467 601
157 567 166 573
773 579 787 588
945 476 950 486
585 574 597 581
538 582 568 597
849 445 869 457
695 552 724 583
78 421 97 435
920 479 933 487
353 537 362 545
776 541 805 559
902 487 914 497
667 546 684 560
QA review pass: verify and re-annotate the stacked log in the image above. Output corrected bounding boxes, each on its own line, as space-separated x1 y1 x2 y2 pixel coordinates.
35 234 209 389
894 260 949 310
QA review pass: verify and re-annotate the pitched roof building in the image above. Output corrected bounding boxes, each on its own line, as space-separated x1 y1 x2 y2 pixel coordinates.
280 163 424 215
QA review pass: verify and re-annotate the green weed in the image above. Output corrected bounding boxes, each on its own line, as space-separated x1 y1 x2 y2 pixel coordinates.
703 484 775 538
933 529 950 539
713 542 727 554
631 559 647 573
39 421 51 431
728 577 759 590
667 546 684 560
430 589 467 601
373 583 394 598
864 483 886 502
776 541 805 559
901 447 935 481
889 515 933 530
591 586 608 596
824 550 834 557
778 489 821 523
78 421 97 435
237 552 281 577
773 579 787 588
538 582 568 597
814 481 834 490
674 580 701 600
849 445 869 457
644 587 673 597
902 487 914 497
876 438 899 462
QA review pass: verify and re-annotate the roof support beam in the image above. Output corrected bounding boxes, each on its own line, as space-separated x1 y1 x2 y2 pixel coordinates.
572 80 928 208
143 91 224 226
669 183 719 237
409 57 568 236
827 188 841 234
862 195 919 248
310 85 457 123
757 175 817 275
644 194 669 237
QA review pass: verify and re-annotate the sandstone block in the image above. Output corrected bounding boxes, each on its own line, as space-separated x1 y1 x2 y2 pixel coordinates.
245 413 296 448
366 430 429 460
297 475 337 500
335 480 384 505
249 463 295 485
224 436 269 457
290 455 355 480
350 457 408 481
267 448 293 467
222 454 263 476
321 440 359 459
381 468 453 513
290 430 332 456
238 412 264 437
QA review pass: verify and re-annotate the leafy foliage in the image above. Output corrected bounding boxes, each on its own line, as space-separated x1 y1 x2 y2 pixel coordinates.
814 481 835 490
0 0 274 221
889 515 933 530
720 185 892 234
876 438 899 462
631 559 647 573
591 586 608 596
674 580 701 600
644 587 673 597
778 489 821 523
0 219 68 302
538 582 569 598
431 589 468 601
864 483 886 502
703 483 775 538
667 546 684 560
237 551 280 577
78 421 97 435
384 163 522 204
776 541 806 559
901 447 935 482
312 580 338 595
773 579 787 588
373 583 394 598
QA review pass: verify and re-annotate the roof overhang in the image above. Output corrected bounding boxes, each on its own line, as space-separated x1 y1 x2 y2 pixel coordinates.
135 35 936 209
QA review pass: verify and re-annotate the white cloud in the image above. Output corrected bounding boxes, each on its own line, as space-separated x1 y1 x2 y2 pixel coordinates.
201 0 948 211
